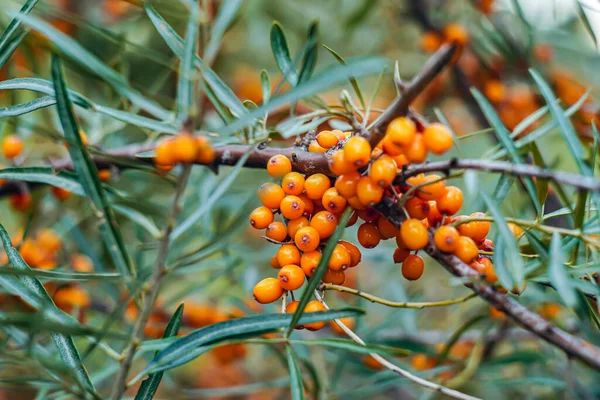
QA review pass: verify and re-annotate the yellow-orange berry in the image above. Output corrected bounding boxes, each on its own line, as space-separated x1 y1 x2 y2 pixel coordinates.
329 150 357 175
308 140 327 153
51 186 72 200
173 134 198 163
357 222 381 249
357 208 379 222
328 244 351 271
71 254 93 272
457 212 490 243
436 186 463 215
423 123 454 155
304 174 331 200
266 221 288 242
489 306 505 320
321 187 347 213
334 171 361 198
310 211 338 239
304 300 327 331
280 195 305 220
286 300 300 314
267 154 292 177
434 226 459 252
507 222 523 238
444 22 470 46
54 286 91 312
412 354 436 371
287 217 308 238
405 197 429 220
347 196 367 210
98 169 111 182
316 130 339 149
2 135 24 159
381 137 405 157
277 244 301 266
454 236 479 263
420 31 442 53
300 250 321 277
329 317 355 336
37 229 61 254
282 172 305 196
402 254 424 280
399 218 428 250
339 240 361 267
484 80 505 103
294 226 320 252
332 130 349 141
253 278 284 304
277 265 305 291
270 255 281 269
322 268 346 285
369 155 397 187
377 217 399 239
249 206 274 229
403 134 428 163
154 139 175 167
386 117 416 147
257 183 286 209
195 136 216 164
417 174 446 201
356 177 384 206
343 136 371 168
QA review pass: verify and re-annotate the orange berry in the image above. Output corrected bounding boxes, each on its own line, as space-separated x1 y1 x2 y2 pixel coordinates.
321 187 347 213
10 192 31 211
386 117 416 147
277 244 301 266
328 244 351 271
71 254 93 272
507 222 523 238
489 306 505 320
369 155 397 187
357 208 379 222
310 211 338 239
457 212 490 243
357 222 381 248
278 265 305 291
288 216 309 238
253 278 284 304
399 219 429 250
282 172 305 196
286 300 300 314
304 174 331 200
257 182 286 209
294 226 320 252
333 130 349 141
393 247 411 263
454 236 479 263
266 221 288 242
377 217 399 239
308 140 327 153
402 254 424 280
434 225 460 252
347 211 359 227
381 137 405 156
304 300 327 331
347 196 367 210
249 206 274 229
280 195 305 220
484 80 505 103
54 286 90 312
339 240 361 267
98 169 111 182
329 150 357 175
403 133 428 163
436 186 463 215
322 269 346 285
316 130 339 149
363 354 385 370
2 135 24 159
444 22 470 46
334 172 361 198
154 138 175 167
296 194 314 218
343 136 371 168
51 186 72 200
356 177 384 206
270 255 281 269
300 250 321 277
394 154 409 168
412 354 436 370
37 229 61 254
195 136 216 164
420 31 442 53
267 154 292 177
417 174 446 201
423 123 454 155
405 196 429 220
172 134 198 163
329 317 355 335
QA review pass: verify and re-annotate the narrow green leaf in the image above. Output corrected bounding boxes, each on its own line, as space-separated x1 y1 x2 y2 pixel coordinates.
0 267 120 282
0 0 38 50
549 232 578 307
112 204 161 239
287 208 353 336
177 1 199 123
286 346 305 400
0 78 93 107
0 167 84 195
322 44 365 109
0 96 57 118
260 70 271 105
94 106 178 134
271 22 298 86
529 143 549 211
491 174 515 206
0 30 27 71
297 22 319 85
523 230 549 264
135 304 184 400
204 0 242 64
492 236 513 290
292 338 410 357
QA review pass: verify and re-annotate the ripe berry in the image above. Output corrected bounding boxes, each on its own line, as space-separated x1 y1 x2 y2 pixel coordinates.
298 194 315 217
357 222 381 248
339 240 361 267
332 130 349 141
404 134 428 163
154 139 175 167
308 140 327 153
316 130 339 149
420 31 442 53
423 123 454 155
377 217 398 239
173 134 198 163
427 201 452 227
334 172 361 198
436 186 463 215
393 247 411 263
386 117 416 146
457 212 490 243
347 211 359 227
328 244 351 271
270 255 281 269
405 197 429 220
286 300 300 314
280 195 305 220
347 196 367 210
52 186 72 200
282 172 305 196
2 135 24 159
381 137 404 156
369 155 397 187
54 286 91 312
322 188 347 213
288 216 309 238
98 169 111 182
329 150 357 175
278 265 305 291
294 226 320 252
310 211 338 239
304 300 327 331
257 183 286 209
10 192 31 211
253 278 284 304
357 208 379 222
322 269 346 285
249 207 274 229
417 174 446 201
267 154 292 177
304 174 331 200
329 317 355 336
444 22 470 46
356 177 384 206
343 136 371 168
37 229 61 254
507 222 523 238
266 221 288 242
402 254 424 280
300 250 321 277
277 244 301 266
399 219 429 250
454 236 479 263
434 226 460 252
71 254 93 272
484 80 505 103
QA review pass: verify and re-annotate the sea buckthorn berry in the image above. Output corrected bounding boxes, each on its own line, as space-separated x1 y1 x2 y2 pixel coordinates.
484 80 505 103
382 137 405 156
363 355 385 370
357 208 379 222
270 255 281 269
257 182 285 209
249 207 274 229
427 201 452 227
454 236 479 263
285 300 304 329
329 150 356 175
335 171 361 198
10 192 31 211
54 286 91 312
154 139 175 167
386 117 416 146
173 134 198 163
405 197 429 220
267 154 292 177
266 222 288 242
98 169 111 182
277 244 301 266
328 244 351 271
404 134 428 163
417 174 446 201
310 211 338 239
489 306 506 320
329 317 355 336
294 226 320 252
399 219 429 250
457 212 490 243
2 135 24 159
369 155 397 187
402 254 425 281
277 265 305 291
301 250 321 277
393 247 411 263
304 174 331 200
347 196 367 210
316 130 339 149
420 31 442 53
333 130 349 141
423 123 454 155
444 22 470 46
371 147 383 158
507 222 523 238
253 278 284 304
280 195 305 220
343 136 371 168
339 240 361 267
288 216 309 238
394 154 409 168
196 136 216 164
71 254 93 272
378 218 399 240
322 269 346 285
322 187 347 213
37 229 61 254
479 238 494 252
282 172 305 196
52 186 72 200
436 186 463 215
356 177 384 206
357 222 381 249
347 211 359 227
304 300 327 331
434 226 460 252
308 140 327 153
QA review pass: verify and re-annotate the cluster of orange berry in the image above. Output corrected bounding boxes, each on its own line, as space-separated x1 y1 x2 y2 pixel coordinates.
154 134 215 171
0 228 62 270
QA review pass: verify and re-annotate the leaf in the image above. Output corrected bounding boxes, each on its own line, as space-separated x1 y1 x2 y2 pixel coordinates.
323 44 365 109
0 167 84 195
291 338 410 357
0 30 27 71
491 173 516 206
0 0 38 50
297 22 319 85
549 232 578 307
286 346 305 400
271 22 298 86
523 230 549 264
0 78 92 107
112 204 161 239
529 143 549 211
287 208 353 336
177 1 199 123
135 304 184 400
0 267 120 282
0 96 58 118
203 0 242 64
260 70 271 105
51 56 134 282
94 106 178 134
